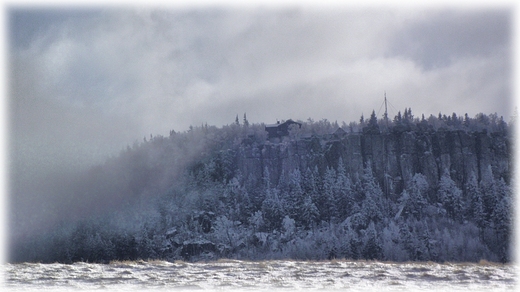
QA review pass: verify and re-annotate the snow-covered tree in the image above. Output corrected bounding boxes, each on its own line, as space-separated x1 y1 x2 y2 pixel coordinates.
213 215 244 252
491 196 511 262
287 169 304 222
404 173 429 219
362 221 382 260
281 216 296 242
479 165 497 222
466 173 486 228
322 166 338 222
300 195 319 229
261 188 286 232
302 166 322 217
263 166 271 190
335 158 354 219
346 225 362 260
399 221 415 260
360 164 384 222
367 110 379 133
12 112 512 264
248 211 265 233
438 170 463 222
381 221 407 261
243 113 249 127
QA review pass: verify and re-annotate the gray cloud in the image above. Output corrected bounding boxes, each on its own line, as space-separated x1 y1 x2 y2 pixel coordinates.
9 6 513 182
387 9 511 70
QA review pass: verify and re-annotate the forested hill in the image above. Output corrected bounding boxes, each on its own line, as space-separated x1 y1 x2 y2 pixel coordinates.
10 111 514 263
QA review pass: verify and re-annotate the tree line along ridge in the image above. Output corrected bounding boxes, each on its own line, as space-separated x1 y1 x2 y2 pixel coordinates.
10 109 513 263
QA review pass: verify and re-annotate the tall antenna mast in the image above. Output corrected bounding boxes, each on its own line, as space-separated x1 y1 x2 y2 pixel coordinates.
383 91 389 201
384 91 388 127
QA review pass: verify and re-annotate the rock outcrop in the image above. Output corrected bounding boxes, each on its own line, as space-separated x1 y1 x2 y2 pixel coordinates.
236 128 511 196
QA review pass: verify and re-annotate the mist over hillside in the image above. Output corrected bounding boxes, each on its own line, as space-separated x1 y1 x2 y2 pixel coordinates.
9 110 513 263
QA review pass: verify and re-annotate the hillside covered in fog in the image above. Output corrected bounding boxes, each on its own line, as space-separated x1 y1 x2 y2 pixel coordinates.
10 110 513 263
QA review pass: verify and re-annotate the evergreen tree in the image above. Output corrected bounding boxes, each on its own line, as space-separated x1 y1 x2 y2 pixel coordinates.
394 111 402 123
489 178 511 261
491 196 511 262
237 187 255 224
281 216 296 242
360 163 384 221
464 113 470 127
381 220 407 261
335 158 353 219
438 170 463 222
245 173 263 210
367 110 379 132
451 113 461 127
277 170 290 197
406 173 429 219
300 195 319 229
310 166 322 210
287 169 305 223
396 189 410 220
223 178 241 221
360 192 383 224
399 221 415 260
15 110 513 263
466 173 485 228
213 215 243 251
262 166 271 190
322 166 338 222
261 188 285 232
243 113 249 127
248 211 265 233
494 177 510 201
479 166 497 222
347 226 362 260
422 227 437 261
302 167 319 203
362 221 382 260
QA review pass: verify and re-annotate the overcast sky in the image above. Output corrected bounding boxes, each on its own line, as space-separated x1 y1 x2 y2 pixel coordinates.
7 3 514 178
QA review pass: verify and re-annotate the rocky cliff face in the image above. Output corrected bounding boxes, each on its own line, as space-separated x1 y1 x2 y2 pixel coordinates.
236 128 511 196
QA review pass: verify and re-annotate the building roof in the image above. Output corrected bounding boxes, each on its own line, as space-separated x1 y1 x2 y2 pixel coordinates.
265 119 301 128
333 127 347 135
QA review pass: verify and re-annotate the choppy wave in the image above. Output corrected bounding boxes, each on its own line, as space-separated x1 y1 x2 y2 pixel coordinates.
2 260 516 291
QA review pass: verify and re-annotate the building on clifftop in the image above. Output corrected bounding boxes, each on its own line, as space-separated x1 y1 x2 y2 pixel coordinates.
265 119 302 140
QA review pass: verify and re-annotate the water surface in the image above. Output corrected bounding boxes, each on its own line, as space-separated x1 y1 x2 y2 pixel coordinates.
3 260 516 291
